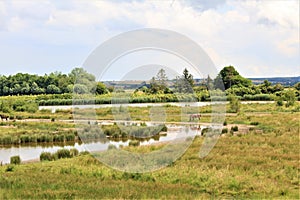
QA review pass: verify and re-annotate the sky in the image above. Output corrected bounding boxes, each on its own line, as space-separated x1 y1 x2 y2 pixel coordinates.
0 0 299 80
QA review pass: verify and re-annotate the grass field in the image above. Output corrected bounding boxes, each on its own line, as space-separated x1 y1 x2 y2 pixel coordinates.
0 103 299 199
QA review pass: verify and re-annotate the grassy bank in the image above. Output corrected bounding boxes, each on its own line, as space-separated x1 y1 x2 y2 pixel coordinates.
0 111 299 199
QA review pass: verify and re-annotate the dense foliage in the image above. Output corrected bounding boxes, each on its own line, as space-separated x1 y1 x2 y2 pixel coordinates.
0 68 108 96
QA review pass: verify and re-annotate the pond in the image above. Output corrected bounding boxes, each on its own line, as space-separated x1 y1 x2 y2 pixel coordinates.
39 101 273 113
0 124 205 165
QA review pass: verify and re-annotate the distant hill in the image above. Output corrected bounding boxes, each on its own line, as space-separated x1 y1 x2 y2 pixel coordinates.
105 76 300 89
248 76 299 86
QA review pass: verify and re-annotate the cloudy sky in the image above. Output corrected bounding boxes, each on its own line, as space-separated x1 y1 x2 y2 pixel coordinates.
0 0 299 79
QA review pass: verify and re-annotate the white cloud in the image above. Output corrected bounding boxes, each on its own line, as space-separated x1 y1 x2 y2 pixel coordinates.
257 0 299 29
0 0 299 77
7 16 28 32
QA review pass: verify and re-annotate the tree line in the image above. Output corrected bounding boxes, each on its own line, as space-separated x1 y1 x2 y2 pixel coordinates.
0 66 299 101
0 68 108 96
136 66 299 97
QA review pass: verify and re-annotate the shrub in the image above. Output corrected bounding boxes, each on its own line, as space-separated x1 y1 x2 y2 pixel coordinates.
223 121 227 126
10 155 21 165
161 124 168 132
250 122 259 125
5 165 14 172
201 128 212 136
140 122 147 127
276 97 284 106
56 149 71 159
129 140 140 147
283 89 296 107
222 128 228 134
231 126 239 132
40 152 53 161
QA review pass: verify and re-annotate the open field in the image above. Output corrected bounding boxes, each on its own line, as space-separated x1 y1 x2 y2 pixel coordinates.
0 102 299 199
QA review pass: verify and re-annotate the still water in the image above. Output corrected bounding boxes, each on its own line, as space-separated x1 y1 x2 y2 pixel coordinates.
0 125 204 164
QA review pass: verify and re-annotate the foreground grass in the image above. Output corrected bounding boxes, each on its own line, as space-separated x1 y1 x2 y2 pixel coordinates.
0 112 299 199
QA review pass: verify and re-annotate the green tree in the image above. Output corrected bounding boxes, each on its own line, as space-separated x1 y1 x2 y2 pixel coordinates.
206 75 214 90
294 82 300 91
69 68 96 93
174 68 194 93
21 83 30 95
149 77 159 94
156 68 168 91
73 84 88 94
259 80 272 94
30 82 44 95
215 66 252 90
272 83 284 93
46 84 61 94
149 69 169 94
183 68 194 89
95 82 108 95
66 84 74 93
283 89 296 107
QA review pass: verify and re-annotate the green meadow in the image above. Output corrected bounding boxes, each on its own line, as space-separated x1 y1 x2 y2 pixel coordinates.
0 103 299 199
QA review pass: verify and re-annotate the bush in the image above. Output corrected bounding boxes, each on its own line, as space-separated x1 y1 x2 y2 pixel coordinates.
129 140 140 147
40 152 53 161
5 165 14 172
250 122 259 125
223 121 227 126
222 128 228 134
283 89 296 107
10 155 21 165
276 97 284 106
231 126 239 132
55 149 71 159
201 128 211 136
161 124 168 132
